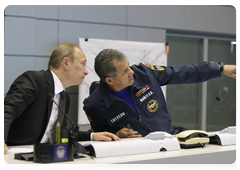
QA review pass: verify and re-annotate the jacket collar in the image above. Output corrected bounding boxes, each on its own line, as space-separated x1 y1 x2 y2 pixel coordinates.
99 78 142 108
45 69 55 119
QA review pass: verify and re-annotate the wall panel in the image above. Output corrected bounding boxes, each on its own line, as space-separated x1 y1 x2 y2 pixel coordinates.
5 5 36 17
5 17 35 55
127 5 185 30
127 27 166 43
59 5 127 25
36 5 58 19
35 20 58 56
59 21 127 46
4 56 35 94
185 6 236 34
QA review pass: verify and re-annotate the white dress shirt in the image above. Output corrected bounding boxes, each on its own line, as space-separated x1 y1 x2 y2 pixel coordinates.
40 70 65 143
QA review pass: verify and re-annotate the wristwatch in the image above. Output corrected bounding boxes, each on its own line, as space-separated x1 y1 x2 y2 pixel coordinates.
219 62 225 73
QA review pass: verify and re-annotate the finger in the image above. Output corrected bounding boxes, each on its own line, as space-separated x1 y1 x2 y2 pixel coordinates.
104 132 121 141
111 135 121 141
129 134 142 138
127 130 139 136
122 127 130 131
100 135 112 141
232 73 236 79
233 70 238 75
106 133 121 141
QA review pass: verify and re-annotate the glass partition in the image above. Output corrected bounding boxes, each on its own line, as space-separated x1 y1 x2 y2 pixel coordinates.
166 36 203 130
206 40 236 131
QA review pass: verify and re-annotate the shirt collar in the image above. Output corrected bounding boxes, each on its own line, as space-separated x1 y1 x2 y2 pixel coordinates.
50 70 65 95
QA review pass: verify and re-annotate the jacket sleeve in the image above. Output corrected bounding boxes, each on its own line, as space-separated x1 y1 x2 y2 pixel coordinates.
77 131 91 141
4 71 40 141
141 61 221 86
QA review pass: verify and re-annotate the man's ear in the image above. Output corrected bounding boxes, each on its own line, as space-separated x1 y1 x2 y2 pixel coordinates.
105 77 114 86
62 57 69 69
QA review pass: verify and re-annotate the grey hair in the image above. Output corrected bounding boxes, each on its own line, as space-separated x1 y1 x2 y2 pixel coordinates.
94 49 127 82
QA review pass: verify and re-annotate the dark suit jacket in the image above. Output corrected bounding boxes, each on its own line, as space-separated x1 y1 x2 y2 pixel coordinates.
4 69 91 146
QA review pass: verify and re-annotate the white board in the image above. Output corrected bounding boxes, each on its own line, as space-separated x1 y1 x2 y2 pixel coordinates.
78 38 167 125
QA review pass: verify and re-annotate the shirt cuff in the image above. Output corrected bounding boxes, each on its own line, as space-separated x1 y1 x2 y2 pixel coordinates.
90 132 94 141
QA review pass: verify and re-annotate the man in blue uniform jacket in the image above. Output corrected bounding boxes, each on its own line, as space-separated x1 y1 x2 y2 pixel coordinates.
83 49 236 138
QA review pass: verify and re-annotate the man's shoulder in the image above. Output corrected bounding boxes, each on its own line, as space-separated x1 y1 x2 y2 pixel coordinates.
19 69 47 77
24 69 48 75
84 88 101 104
12 70 50 87
131 63 152 72
83 86 108 112
22 69 51 80
131 63 145 69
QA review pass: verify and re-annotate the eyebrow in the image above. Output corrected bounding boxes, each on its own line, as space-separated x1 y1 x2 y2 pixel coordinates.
122 67 128 75
122 61 130 76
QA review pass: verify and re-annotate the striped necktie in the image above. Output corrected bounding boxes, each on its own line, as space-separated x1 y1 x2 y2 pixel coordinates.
52 91 66 143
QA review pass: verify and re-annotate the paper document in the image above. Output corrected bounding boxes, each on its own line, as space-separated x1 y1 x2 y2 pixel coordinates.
7 148 33 153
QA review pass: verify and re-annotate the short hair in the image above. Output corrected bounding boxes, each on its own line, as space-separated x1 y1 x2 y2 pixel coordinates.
48 43 80 69
94 49 127 82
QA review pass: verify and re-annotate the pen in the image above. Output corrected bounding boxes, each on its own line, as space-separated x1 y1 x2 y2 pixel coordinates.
56 122 60 144
46 130 53 144
127 124 133 131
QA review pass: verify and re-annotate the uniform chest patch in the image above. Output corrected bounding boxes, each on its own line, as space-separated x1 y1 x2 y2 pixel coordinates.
140 90 153 102
135 85 150 97
147 99 158 112
110 112 126 124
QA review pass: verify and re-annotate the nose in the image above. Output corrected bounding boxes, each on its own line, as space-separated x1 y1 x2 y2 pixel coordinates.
85 67 89 75
130 68 134 76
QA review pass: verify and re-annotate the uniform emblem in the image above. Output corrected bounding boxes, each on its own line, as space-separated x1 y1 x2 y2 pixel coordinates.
143 63 165 71
135 85 150 97
55 146 66 159
147 99 158 112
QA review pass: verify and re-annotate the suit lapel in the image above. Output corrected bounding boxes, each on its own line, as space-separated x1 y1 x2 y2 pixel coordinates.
45 69 55 121
45 69 71 128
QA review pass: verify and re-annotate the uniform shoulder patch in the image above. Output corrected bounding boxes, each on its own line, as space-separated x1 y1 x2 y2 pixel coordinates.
142 63 165 71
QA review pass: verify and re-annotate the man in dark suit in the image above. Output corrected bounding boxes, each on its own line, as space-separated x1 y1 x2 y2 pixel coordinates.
4 43 120 154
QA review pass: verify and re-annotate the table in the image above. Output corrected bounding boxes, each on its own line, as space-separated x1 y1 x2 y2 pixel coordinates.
4 140 236 164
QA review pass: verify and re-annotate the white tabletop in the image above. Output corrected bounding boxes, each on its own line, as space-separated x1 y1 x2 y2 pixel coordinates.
4 139 236 165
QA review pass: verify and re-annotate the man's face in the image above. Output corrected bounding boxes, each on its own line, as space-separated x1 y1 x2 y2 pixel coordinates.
110 59 134 91
67 48 89 85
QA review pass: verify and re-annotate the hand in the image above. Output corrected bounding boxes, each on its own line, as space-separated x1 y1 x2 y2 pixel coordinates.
116 128 142 138
4 143 8 154
222 65 236 79
92 132 121 141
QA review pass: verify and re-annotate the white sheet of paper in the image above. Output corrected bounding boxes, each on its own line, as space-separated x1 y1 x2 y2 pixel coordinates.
7 148 33 153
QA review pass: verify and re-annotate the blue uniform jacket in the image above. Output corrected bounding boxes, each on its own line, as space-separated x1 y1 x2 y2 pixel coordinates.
83 61 221 136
